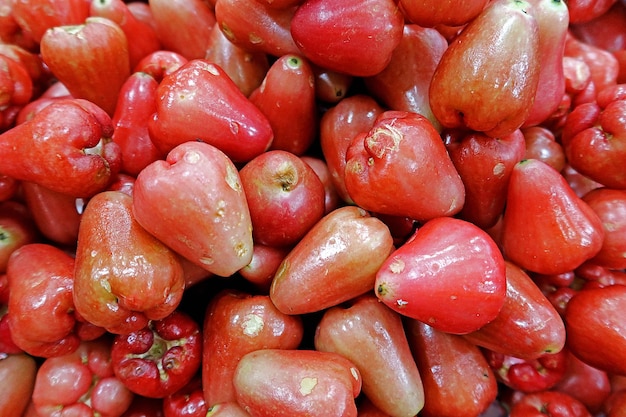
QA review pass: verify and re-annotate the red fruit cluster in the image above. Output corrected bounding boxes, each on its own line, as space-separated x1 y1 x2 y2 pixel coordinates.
1 0 626 416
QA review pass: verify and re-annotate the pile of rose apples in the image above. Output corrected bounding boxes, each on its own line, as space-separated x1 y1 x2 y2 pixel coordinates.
1 0 626 416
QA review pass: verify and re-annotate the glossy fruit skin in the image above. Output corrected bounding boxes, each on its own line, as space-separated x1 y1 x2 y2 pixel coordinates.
73 191 185 335
239 150 326 248
147 59 273 163
40 17 131 116
509 390 592 417
375 216 506 334
463 261 566 360
249 54 317 155
111 311 202 399
290 0 404 77
564 285 626 376
501 159 604 275
11 0 90 43
484 349 568 393
398 0 489 27
0 200 37 273
0 353 37 417
582 188 626 269
34 339 135 417
405 320 498 417
202 289 304 406
364 24 448 131
269 206 394 315
344 110 465 222
111 71 164 177
319 94 384 204
429 0 540 137
232 349 362 417
7 243 105 358
163 377 207 417
560 98 626 190
314 295 425 417
132 141 253 277
446 128 526 230
0 98 121 198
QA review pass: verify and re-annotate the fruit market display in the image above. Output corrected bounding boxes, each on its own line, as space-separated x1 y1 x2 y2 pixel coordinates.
1 0 626 416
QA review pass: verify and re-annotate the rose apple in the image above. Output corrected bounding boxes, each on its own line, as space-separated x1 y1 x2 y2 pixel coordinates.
344 110 465 222
0 353 37 417
509 391 592 417
111 310 202 398
148 0 215 60
40 17 131 116
314 295 424 417
0 200 37 273
501 159 604 275
74 191 185 334
32 338 135 417
582 188 626 269
429 0 540 137
233 349 361 417
375 216 506 334
238 244 289 291
319 94 384 204
398 0 488 27
405 320 498 417
239 150 325 248
7 243 106 358
214 0 299 57
446 128 526 230
205 402 251 417
564 285 626 376
133 141 253 277
202 289 304 405
249 54 317 155
300 155 342 214
163 377 208 417
0 98 121 198
290 0 404 77
463 261 566 360
204 23 269 98
11 0 89 43
364 24 448 131
147 59 273 163
521 126 566 172
270 206 394 315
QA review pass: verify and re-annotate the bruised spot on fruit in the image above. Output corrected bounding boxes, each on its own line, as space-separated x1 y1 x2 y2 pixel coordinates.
225 164 242 193
365 124 402 159
205 63 220 76
200 256 214 266
389 257 405 274
241 313 264 337
299 377 317 395
229 120 239 135
248 33 263 45
220 23 235 41
396 299 408 308
234 241 248 258
215 200 226 218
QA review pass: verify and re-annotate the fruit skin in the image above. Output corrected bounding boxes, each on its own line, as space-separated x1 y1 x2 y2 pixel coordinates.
0 200 37 273
32 338 135 417
239 150 326 248
501 159 605 275
73 191 185 335
7 243 106 358
405 320 498 417
233 349 362 417
582 188 626 269
314 295 424 417
111 310 202 399
202 289 304 406
132 141 253 277
290 0 404 77
0 353 37 417
463 261 566 360
398 0 489 28
269 206 394 315
509 390 592 417
0 98 121 198
40 17 131 116
344 110 465 222
429 0 540 137
375 216 506 335
147 59 273 163
564 285 626 376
